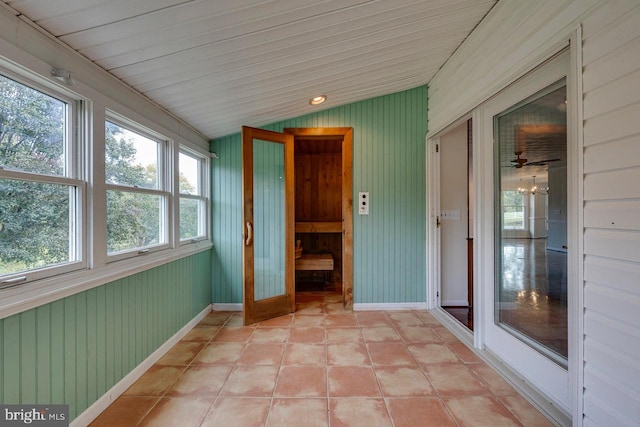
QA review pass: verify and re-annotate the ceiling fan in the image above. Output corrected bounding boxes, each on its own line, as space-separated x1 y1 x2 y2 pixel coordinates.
509 151 560 168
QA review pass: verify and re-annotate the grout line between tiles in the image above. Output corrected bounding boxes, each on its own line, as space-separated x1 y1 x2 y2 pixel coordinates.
95 301 549 427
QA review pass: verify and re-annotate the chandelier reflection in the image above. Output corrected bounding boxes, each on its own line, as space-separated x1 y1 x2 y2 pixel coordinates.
518 176 548 195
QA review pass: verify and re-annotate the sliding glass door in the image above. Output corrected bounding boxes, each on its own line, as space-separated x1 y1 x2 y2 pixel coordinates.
478 51 572 413
494 81 568 366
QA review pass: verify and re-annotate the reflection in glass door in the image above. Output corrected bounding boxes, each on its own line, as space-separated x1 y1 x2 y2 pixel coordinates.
494 80 568 366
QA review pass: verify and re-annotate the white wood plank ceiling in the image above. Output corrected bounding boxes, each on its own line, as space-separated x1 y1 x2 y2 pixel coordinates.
2 0 496 139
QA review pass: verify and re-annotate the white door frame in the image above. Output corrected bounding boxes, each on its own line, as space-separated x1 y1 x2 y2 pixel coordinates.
426 28 584 425
426 113 472 310
426 135 441 310
426 115 475 346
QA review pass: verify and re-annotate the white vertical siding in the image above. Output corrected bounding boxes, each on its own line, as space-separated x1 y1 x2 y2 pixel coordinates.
428 0 600 136
429 0 640 424
582 2 640 425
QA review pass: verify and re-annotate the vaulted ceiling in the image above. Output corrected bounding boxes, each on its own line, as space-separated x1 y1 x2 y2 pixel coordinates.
1 0 496 139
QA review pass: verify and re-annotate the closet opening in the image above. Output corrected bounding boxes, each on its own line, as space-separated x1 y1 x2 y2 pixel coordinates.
284 128 353 308
439 119 474 330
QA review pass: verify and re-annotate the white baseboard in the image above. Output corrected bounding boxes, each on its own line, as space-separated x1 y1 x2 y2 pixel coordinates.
216 302 428 312
353 302 428 311
71 304 212 427
212 303 243 311
441 300 469 307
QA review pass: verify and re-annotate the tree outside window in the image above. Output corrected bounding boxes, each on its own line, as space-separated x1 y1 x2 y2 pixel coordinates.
178 151 207 241
0 72 83 283
105 119 168 257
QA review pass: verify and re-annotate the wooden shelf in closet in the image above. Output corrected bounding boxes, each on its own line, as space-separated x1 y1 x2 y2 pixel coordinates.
295 221 342 233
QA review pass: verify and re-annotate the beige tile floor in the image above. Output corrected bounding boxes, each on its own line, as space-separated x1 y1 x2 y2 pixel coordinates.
90 293 553 427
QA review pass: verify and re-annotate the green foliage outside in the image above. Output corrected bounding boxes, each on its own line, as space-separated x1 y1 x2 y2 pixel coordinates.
104 121 162 253
179 197 200 240
0 74 70 274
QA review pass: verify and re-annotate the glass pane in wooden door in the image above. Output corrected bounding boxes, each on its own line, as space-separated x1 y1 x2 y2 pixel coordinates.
253 138 286 300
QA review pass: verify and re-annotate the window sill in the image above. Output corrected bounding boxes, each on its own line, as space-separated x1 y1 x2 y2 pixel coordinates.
0 240 213 320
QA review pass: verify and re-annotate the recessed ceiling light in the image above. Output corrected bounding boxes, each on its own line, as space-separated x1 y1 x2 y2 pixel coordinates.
309 95 327 105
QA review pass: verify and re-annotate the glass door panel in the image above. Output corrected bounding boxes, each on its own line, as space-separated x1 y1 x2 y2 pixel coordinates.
252 139 286 300
494 80 568 366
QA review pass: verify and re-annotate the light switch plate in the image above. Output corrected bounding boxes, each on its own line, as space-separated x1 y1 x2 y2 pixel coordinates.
441 210 461 220
358 192 369 215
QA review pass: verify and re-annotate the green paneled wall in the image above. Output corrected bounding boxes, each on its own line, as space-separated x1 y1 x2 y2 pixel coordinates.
0 250 211 420
211 135 243 303
211 86 428 304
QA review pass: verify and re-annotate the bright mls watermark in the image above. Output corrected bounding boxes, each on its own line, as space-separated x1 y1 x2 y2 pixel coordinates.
0 405 68 426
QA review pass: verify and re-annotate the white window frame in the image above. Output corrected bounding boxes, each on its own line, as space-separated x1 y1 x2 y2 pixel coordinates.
177 147 209 244
0 44 212 319
0 67 86 289
104 113 173 262
502 190 526 230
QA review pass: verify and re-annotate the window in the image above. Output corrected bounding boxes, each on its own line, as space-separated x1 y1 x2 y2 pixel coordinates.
178 150 208 242
502 190 526 230
0 71 84 287
0 54 213 314
105 118 169 258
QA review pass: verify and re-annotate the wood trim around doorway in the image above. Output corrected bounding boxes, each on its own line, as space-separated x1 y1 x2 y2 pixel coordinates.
284 127 354 309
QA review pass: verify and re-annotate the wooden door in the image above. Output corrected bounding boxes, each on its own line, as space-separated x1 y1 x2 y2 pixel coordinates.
242 126 295 325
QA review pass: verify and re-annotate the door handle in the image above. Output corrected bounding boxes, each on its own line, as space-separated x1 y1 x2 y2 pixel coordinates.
245 221 253 246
